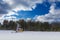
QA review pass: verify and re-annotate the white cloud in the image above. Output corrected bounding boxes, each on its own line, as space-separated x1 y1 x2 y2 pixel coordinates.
12 5 33 12
26 18 31 22
4 16 18 21
0 15 18 24
34 3 60 22
3 0 43 12
0 11 19 23
2 0 60 13
3 0 14 5
6 11 18 16
0 0 60 23
0 0 43 23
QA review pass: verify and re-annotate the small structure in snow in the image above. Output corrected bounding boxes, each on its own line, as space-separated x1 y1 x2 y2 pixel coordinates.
16 23 23 32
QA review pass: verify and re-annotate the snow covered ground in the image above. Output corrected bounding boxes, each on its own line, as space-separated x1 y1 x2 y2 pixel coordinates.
0 30 60 40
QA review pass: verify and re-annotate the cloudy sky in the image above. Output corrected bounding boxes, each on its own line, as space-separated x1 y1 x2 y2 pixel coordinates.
0 0 60 23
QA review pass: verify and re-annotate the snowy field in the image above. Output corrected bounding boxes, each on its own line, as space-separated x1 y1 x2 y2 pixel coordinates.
0 30 60 40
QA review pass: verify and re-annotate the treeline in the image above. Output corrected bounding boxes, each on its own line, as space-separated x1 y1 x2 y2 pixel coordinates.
0 19 60 31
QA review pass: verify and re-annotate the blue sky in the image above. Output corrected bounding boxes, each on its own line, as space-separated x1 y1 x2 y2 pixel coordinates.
0 0 60 23
17 3 50 19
